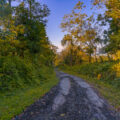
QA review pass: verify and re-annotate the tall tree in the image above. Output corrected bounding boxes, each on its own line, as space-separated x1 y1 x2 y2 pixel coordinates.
61 1 98 63
0 0 52 60
61 34 75 65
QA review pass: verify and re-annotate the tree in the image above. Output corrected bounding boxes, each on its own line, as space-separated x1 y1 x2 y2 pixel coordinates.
0 0 12 17
61 34 75 65
93 0 120 20
61 1 98 63
0 0 53 64
93 0 120 56
13 1 50 56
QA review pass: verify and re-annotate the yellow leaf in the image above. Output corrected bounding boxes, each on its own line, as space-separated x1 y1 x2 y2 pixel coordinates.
60 113 65 117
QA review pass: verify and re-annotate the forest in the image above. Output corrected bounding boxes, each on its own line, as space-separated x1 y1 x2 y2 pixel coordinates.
0 0 58 119
0 0 120 120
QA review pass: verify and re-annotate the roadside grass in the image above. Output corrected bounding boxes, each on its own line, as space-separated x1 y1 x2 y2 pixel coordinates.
59 63 120 110
0 72 58 120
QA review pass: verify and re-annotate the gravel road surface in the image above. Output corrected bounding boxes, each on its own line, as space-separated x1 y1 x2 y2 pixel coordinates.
14 71 119 120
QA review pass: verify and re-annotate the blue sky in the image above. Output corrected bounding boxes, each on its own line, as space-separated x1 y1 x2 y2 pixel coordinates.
40 0 93 51
39 0 93 51
13 0 93 51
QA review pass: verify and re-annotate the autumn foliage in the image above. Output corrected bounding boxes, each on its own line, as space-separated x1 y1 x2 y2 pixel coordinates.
56 0 120 88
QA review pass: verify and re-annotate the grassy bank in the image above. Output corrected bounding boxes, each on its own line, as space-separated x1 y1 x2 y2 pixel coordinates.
0 72 58 120
59 62 120 110
0 59 58 120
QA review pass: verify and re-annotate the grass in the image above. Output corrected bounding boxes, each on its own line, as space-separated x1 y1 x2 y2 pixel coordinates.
59 63 120 110
0 72 58 120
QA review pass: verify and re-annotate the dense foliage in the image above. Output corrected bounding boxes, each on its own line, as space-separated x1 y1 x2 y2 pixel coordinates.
59 61 120 87
0 0 56 92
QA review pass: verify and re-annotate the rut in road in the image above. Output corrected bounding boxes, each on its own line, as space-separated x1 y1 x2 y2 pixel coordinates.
14 71 119 120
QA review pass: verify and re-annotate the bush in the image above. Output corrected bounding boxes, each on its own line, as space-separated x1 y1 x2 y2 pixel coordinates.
0 56 28 91
60 61 119 87
0 56 54 92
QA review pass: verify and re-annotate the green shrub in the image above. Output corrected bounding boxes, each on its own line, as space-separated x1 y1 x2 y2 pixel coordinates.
0 56 29 91
59 61 119 87
0 56 55 92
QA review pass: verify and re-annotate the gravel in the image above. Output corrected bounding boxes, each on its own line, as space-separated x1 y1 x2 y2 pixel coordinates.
14 71 119 120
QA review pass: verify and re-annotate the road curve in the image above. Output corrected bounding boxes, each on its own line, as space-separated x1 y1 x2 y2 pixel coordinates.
14 71 119 120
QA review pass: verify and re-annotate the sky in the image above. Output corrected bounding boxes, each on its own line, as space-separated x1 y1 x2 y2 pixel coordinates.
40 0 92 51
13 0 93 51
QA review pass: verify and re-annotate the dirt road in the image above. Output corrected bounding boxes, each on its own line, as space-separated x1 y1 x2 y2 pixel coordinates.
15 71 119 120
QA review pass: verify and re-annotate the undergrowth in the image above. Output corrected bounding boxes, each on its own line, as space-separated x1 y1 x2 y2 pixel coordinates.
0 56 58 120
59 61 120 109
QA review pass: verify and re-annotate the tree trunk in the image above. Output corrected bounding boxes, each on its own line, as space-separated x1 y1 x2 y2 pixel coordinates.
70 48 73 66
107 53 112 61
89 54 92 63
94 49 98 62
95 56 98 62
70 55 73 66
29 0 32 19
100 56 103 63
8 0 11 7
